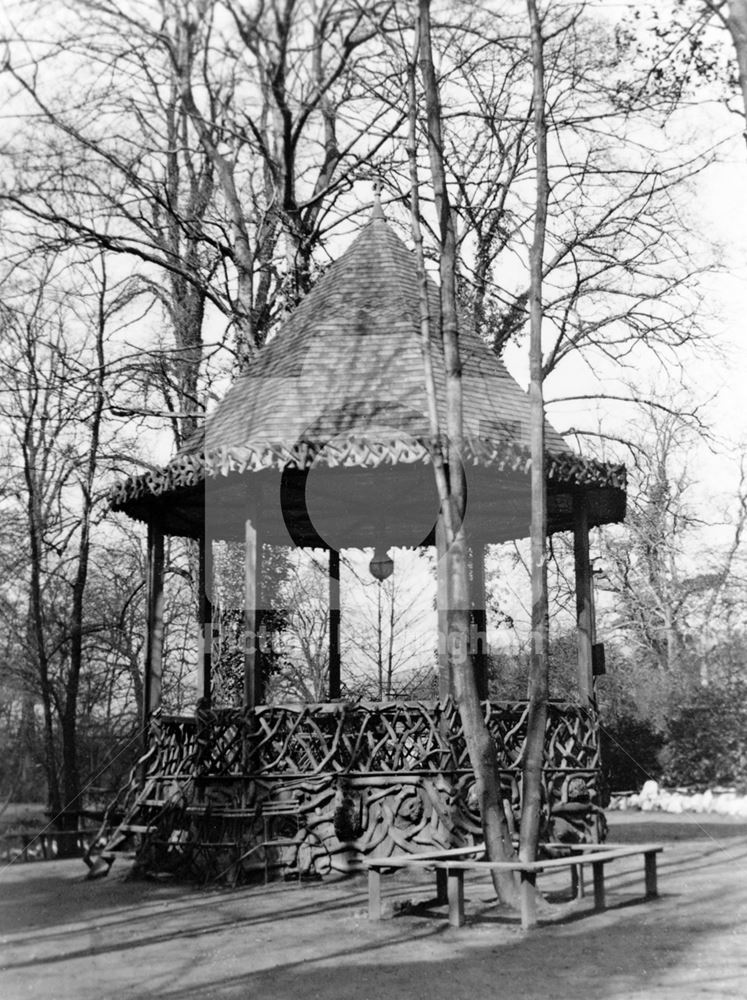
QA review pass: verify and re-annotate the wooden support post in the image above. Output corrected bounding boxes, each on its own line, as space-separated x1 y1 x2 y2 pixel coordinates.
197 535 213 707
436 514 452 701
520 870 538 930
644 850 658 898
571 863 585 899
593 860 605 911
329 549 341 700
244 518 260 709
368 868 382 921
143 524 165 725
436 867 448 905
471 541 488 701
573 494 594 705
447 868 465 927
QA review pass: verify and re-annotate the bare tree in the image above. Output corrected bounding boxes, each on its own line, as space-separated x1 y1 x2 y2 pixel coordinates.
520 0 551 866
344 550 435 699
701 1 747 132
412 0 518 906
598 408 747 710
0 252 151 825
2 0 403 418
265 556 332 704
723 0 747 123
612 2 746 148
370 2 717 440
2 3 219 445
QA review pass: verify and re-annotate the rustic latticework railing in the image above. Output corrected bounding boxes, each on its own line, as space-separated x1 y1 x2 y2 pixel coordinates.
98 698 604 884
164 698 600 778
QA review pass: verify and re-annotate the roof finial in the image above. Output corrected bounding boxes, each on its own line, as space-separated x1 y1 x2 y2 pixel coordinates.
371 179 385 220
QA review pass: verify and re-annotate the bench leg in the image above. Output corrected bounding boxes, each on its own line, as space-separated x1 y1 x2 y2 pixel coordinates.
368 868 382 921
447 869 465 928
593 861 605 912
571 864 585 899
520 871 537 931
436 867 448 905
263 818 270 884
644 851 658 898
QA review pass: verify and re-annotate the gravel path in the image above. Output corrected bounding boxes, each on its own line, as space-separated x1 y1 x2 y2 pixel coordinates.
1 814 746 1000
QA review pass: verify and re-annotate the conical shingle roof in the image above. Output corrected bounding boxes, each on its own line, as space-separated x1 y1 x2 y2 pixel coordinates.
111 215 625 540
193 214 569 462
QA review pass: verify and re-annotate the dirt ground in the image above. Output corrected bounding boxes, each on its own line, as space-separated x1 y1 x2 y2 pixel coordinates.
1 812 746 1000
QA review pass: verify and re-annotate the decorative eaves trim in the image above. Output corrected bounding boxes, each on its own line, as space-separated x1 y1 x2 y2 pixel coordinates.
109 435 626 510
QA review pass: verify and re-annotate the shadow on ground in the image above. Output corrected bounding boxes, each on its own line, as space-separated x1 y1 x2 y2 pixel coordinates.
2 815 746 1000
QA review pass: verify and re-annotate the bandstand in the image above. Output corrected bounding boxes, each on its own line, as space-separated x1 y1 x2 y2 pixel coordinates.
96 206 626 883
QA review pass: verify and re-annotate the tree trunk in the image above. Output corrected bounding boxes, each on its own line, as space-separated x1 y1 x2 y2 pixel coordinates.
169 275 206 445
174 17 257 369
416 0 518 906
18 693 37 800
377 583 384 699
727 0 747 133
162 92 211 447
59 257 108 848
387 583 395 698
520 0 551 866
24 444 61 817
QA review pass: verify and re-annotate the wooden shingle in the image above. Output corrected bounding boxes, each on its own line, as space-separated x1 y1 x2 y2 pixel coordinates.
110 215 626 536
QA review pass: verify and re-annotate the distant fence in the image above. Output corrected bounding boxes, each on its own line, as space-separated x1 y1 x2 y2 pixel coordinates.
2 827 100 863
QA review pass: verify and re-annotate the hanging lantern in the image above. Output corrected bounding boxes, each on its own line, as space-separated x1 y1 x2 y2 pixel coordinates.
369 546 394 582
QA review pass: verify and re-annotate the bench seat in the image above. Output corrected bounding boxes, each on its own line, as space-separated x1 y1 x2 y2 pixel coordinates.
364 842 663 930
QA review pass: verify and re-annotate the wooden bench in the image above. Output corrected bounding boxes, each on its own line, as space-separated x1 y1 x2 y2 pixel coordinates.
364 842 663 931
